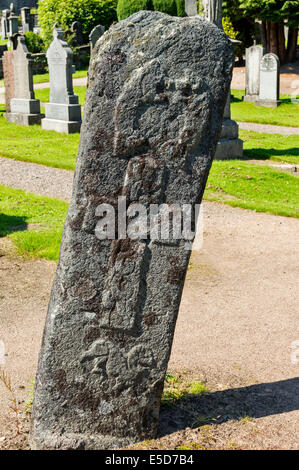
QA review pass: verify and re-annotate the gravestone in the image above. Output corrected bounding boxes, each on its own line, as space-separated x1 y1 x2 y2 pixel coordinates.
7 13 18 46
185 0 197 16
89 24 105 51
256 53 281 108
243 44 263 102
1 9 10 39
71 21 84 46
201 0 243 159
21 6 34 33
42 25 81 134
2 49 14 112
5 35 43 125
31 11 234 450
203 0 223 28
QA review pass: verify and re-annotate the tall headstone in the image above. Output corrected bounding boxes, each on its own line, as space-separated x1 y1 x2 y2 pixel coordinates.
256 53 281 108
203 0 223 29
89 24 105 52
42 25 81 134
1 9 10 39
21 6 34 33
30 11 234 450
244 44 263 102
2 49 14 112
5 35 43 125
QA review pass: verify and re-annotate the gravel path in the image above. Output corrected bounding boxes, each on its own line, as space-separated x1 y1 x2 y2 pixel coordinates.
0 157 74 201
0 202 298 449
238 121 299 135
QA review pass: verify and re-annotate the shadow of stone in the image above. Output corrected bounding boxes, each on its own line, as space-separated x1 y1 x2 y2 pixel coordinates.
243 147 299 161
158 377 299 437
0 214 28 237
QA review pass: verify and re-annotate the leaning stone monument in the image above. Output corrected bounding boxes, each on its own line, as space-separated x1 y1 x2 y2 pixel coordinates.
5 35 43 125
256 53 281 108
243 44 263 102
42 25 81 134
31 11 234 450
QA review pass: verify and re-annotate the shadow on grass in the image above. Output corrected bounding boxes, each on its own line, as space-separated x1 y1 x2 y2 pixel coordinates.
0 214 28 237
158 377 299 437
243 147 299 161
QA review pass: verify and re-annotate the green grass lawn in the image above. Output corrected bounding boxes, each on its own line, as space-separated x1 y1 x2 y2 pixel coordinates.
0 105 79 169
35 86 86 106
32 67 88 84
241 129 299 164
0 184 68 261
0 67 88 88
231 89 299 127
204 160 298 218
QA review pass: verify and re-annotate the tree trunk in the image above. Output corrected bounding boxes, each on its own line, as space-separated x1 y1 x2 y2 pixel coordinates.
269 22 278 56
287 27 298 62
277 22 286 64
261 20 267 51
266 21 271 52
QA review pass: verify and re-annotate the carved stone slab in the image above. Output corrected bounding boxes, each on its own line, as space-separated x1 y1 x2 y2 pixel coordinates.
31 11 234 450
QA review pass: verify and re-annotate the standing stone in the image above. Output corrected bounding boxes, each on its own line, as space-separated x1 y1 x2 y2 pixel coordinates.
42 25 81 134
244 44 263 102
2 49 14 112
5 35 43 125
89 24 105 52
256 53 281 108
31 11 234 450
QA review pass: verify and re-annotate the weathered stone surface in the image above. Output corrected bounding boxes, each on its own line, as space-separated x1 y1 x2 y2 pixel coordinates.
244 44 263 102
31 11 233 450
42 25 81 134
256 53 281 108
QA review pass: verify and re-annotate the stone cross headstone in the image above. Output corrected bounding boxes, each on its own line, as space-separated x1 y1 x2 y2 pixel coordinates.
89 24 105 52
2 49 14 112
256 53 281 108
244 44 263 102
42 25 81 134
5 35 43 125
1 9 10 40
31 11 234 450
71 21 84 46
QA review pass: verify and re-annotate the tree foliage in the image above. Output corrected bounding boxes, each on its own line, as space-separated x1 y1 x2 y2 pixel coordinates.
38 0 118 47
